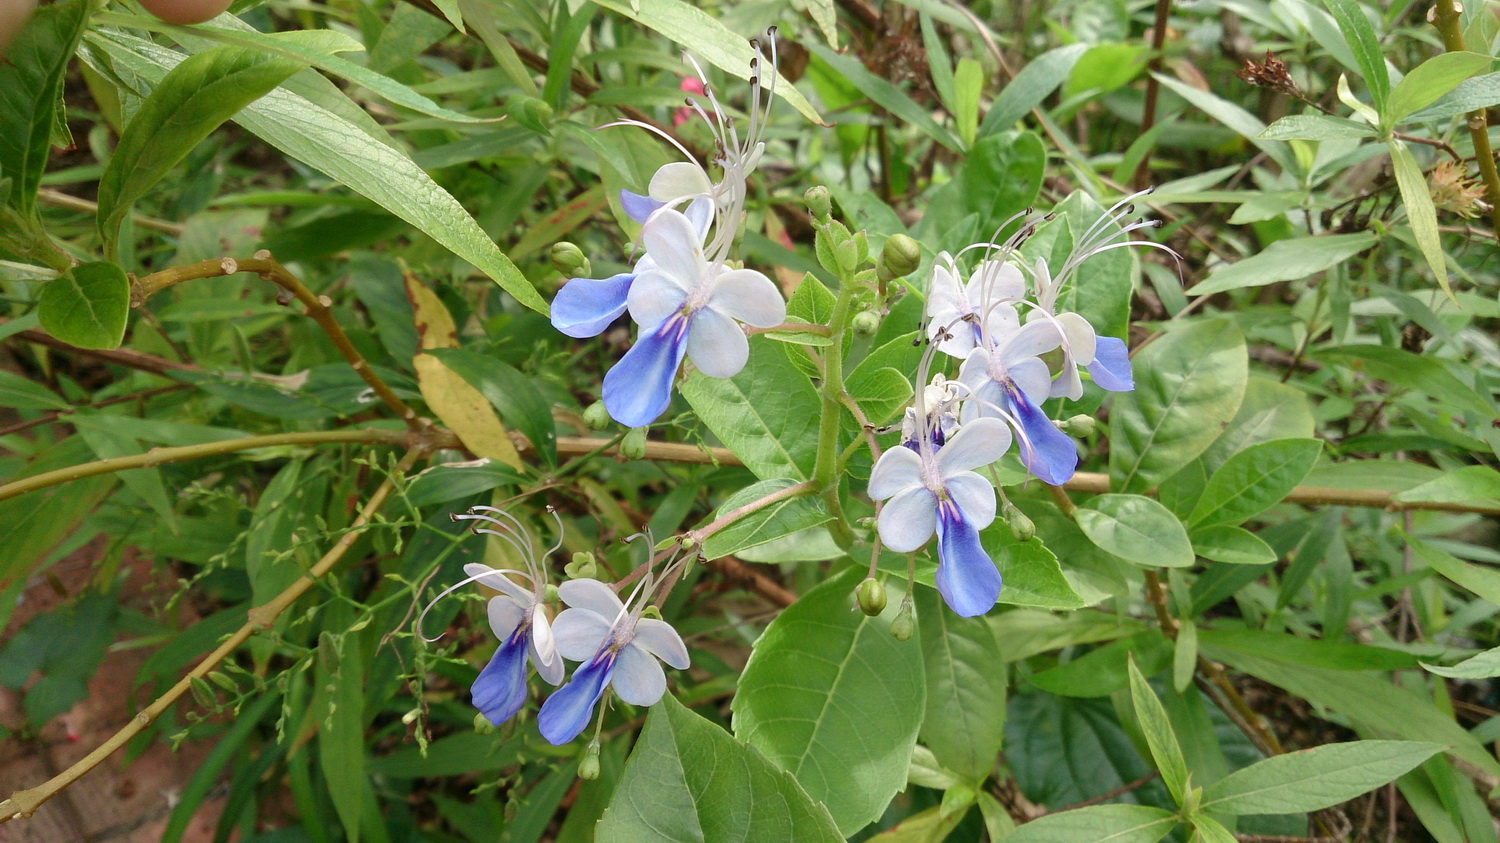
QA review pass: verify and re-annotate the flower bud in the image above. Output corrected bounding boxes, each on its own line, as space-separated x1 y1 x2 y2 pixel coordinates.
565 551 598 579
804 185 832 220
578 739 602 780
401 708 420 725
582 400 611 430
890 600 915 642
877 233 921 282
551 241 590 277
506 94 554 132
473 712 497 734
544 583 561 603
856 577 887 616
620 426 648 460
1004 503 1036 542
851 310 881 338
207 671 237 692
1059 414 1097 437
190 676 217 709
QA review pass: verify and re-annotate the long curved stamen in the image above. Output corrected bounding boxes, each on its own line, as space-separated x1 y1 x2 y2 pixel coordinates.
597 119 700 167
457 508 542 583
416 566 535 642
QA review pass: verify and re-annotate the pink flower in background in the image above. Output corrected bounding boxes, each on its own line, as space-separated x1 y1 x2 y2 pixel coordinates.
674 76 706 126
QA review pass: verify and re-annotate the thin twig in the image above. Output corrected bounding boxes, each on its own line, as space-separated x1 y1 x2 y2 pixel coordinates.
1431 0 1500 240
1131 0 1174 191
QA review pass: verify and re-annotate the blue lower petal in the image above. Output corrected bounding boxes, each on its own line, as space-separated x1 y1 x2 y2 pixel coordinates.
935 499 1001 617
1005 383 1078 485
602 312 691 427
538 650 616 745
1088 336 1134 392
551 273 634 338
620 190 663 224
472 629 530 726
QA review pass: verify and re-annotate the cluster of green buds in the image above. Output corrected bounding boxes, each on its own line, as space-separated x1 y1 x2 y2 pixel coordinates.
803 186 921 339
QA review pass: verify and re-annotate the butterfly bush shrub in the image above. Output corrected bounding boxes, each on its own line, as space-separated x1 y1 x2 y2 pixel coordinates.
1 0 1498 841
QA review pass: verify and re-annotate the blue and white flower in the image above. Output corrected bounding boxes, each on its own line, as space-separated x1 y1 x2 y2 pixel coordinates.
538 576 690 744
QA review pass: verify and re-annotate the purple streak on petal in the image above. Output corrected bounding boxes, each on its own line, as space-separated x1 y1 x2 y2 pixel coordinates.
551 273 634 338
1088 336 1134 392
602 311 691 427
935 498 1001 617
620 189 662 224
471 627 530 726
1004 381 1078 485
537 649 617 745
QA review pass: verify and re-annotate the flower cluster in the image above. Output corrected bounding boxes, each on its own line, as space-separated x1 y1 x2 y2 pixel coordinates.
870 196 1157 617
422 508 689 745
550 32 786 427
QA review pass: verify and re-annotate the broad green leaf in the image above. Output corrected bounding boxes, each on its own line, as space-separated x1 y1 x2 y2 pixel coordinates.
1190 525 1276 565
1392 466 1500 509
428 348 556 466
1002 804 1177 843
806 42 960 150
985 526 1089 610
1257 113 1377 140
1389 139 1448 295
0 0 88 215
590 0 821 125
1385 52 1492 126
1027 631 1173 698
1126 656 1188 804
1197 628 1416 671
916 587 1006 784
1201 740 1441 815
597 696 842 843
733 568 925 835
1186 233 1375 297
75 423 176 530
317 631 367 843
38 261 132 350
1110 320 1247 492
1315 345 1492 417
1076 494 1194 568
870 803 968 842
1008 688 1172 809
1321 0 1390 112
404 459 525 507
1421 646 1500 679
700 479 830 560
682 342 820 481
1406 71 1500 123
980 44 1087 136
97 46 305 255
952 58 982 147
1190 815 1239 843
1410 537 1500 606
1189 439 1321 528
1153 74 1296 174
1198 378 1315 473
959 131 1047 234
0 439 116 594
89 30 549 314
0 370 68 411
1064 42 1150 99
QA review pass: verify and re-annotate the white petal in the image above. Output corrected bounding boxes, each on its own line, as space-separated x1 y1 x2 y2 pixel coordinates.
707 269 785 328
632 618 690 669
641 209 707 287
968 260 1025 302
1054 312 1098 365
551 607 613 661
946 471 998 530
558 577 626 618
925 262 962 319
648 161 714 203
611 644 667 706
529 608 565 685
627 269 690 328
938 417 1012 475
868 446 924 500
487 596 526 640
686 307 750 378
1009 357 1053 406
998 319 1065 366
878 486 938 552
464 563 533 603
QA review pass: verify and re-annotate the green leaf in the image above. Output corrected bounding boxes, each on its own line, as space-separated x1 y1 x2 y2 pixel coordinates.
959 130 1046 233
1027 631 1173 698
1392 466 1500 509
1406 71 1500 123
806 42 960 150
1186 233 1376 297
1152 74 1296 174
427 348 556 466
1389 139 1448 295
1002 804 1177 843
1172 619 1197 694
1421 645 1500 679
1257 113 1378 141
1110 320 1247 493
1321 0 1390 112
590 0 821 125
1410 537 1500 606
97 45 305 255
1189 815 1239 843
317 631 367 843
984 526 1089 610
980 44 1087 136
1076 494 1195 568
597 696 842 843
952 58 982 147
847 332 924 424
404 458 525 507
916 587 1006 784
700 479 830 561
1126 656 1189 804
1385 52 1492 126
681 341 820 481
1201 740 1441 815
1198 378 1316 473
1197 628 1417 671
0 0 88 215
1315 345 1492 417
1189 439 1321 528
733 568 925 835
89 30 549 315
38 261 132 350
74 422 176 529
0 370 68 411
1190 525 1276 565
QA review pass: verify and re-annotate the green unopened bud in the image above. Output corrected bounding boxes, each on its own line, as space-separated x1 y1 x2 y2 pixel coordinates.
877 233 921 282
578 739 602 780
207 671 237 692
190 676 217 709
582 400 610 430
506 94 554 132
620 426 648 460
851 310 881 338
401 708 420 725
551 241 590 277
1060 414 1097 437
474 712 497 734
1005 503 1036 542
856 577 887 616
890 599 915 642
566 551 598 579
804 185 832 220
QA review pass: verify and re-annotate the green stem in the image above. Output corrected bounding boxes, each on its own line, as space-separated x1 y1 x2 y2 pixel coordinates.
1431 0 1500 241
812 256 861 548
